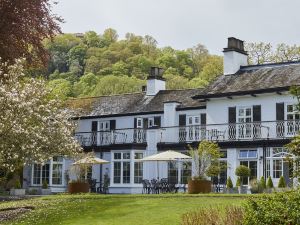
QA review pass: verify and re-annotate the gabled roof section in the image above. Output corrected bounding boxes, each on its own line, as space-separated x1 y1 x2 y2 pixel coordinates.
193 61 300 99
68 88 204 118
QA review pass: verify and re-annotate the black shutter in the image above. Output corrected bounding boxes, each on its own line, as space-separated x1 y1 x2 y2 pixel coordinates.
253 105 261 122
91 121 97 146
228 107 236 140
179 114 186 126
134 118 137 128
91 121 98 131
200 114 206 125
110 120 116 130
276 103 285 121
154 116 161 127
228 107 236 123
143 118 148 129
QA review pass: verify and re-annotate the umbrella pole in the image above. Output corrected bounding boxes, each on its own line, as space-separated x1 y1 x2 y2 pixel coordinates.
157 161 159 180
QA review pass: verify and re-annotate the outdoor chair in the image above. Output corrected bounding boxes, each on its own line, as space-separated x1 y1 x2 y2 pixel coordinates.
150 179 160 194
88 179 97 193
142 179 151 194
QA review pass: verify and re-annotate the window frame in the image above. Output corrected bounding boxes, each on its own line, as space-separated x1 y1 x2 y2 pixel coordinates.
31 157 64 187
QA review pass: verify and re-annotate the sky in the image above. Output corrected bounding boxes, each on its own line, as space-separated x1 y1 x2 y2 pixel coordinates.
53 0 300 55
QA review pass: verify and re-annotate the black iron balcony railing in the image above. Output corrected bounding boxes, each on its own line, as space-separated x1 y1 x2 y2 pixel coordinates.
159 120 300 143
75 128 146 147
74 120 300 146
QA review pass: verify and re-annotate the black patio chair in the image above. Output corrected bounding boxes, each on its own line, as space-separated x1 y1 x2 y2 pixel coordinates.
88 179 97 193
151 179 160 194
142 179 151 194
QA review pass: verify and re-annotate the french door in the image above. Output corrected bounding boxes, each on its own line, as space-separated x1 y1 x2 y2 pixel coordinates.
99 121 110 145
237 107 252 139
187 116 201 141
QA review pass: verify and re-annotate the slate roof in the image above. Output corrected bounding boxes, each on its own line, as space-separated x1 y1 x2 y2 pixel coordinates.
68 89 204 118
194 61 300 99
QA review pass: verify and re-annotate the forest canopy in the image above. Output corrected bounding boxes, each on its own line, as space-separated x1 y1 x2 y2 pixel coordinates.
33 28 300 100
37 28 223 99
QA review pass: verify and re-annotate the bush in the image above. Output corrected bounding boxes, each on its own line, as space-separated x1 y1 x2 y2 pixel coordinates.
243 190 300 225
226 177 233 189
182 206 244 225
14 180 21 189
278 176 286 188
236 177 241 187
42 180 48 189
266 176 274 188
235 165 250 178
250 179 260 194
259 176 266 189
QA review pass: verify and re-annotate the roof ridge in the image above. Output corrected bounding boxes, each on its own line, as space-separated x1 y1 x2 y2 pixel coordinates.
68 92 144 101
240 60 300 70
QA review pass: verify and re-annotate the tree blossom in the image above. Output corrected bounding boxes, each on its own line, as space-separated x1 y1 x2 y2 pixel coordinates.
0 59 82 171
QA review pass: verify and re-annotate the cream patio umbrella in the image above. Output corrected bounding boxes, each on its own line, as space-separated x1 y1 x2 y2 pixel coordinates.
73 156 109 180
140 150 191 180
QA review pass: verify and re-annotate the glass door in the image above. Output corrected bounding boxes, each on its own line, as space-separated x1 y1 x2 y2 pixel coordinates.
237 107 252 139
99 121 110 145
187 116 200 141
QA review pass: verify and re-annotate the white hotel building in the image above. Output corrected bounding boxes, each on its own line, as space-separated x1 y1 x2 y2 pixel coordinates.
24 38 300 193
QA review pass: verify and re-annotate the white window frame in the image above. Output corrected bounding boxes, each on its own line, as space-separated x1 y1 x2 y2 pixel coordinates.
238 149 258 159
148 117 155 128
137 118 143 128
31 157 65 187
266 147 294 180
134 152 144 184
99 121 110 131
187 115 200 126
111 151 144 186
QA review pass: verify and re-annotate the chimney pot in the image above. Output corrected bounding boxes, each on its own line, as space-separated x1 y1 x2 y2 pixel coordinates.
146 66 166 95
223 37 248 75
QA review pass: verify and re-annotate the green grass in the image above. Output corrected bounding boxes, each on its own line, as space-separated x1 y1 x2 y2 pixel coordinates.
0 194 247 225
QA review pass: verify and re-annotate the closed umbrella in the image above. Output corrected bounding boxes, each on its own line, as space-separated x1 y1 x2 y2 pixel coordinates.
141 150 191 180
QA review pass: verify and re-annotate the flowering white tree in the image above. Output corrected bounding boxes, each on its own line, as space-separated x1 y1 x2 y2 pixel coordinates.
0 59 82 171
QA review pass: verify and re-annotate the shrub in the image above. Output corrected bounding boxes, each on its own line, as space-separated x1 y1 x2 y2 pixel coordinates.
243 190 300 225
42 180 48 189
259 176 266 189
266 176 274 188
236 177 241 187
14 180 21 189
182 206 244 225
250 179 260 194
278 176 286 188
226 177 233 189
235 165 250 178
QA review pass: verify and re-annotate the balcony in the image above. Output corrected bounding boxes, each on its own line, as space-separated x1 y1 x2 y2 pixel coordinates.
75 128 146 147
159 120 300 144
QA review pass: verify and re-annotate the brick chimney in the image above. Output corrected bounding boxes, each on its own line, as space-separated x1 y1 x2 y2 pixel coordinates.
223 37 248 75
146 67 166 96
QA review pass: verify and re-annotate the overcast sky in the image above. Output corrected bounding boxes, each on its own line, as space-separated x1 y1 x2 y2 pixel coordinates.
53 0 300 55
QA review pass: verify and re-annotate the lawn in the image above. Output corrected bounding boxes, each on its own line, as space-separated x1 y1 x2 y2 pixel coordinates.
0 194 246 225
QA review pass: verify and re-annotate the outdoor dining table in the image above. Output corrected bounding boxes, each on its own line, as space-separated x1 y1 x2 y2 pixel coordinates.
142 178 182 194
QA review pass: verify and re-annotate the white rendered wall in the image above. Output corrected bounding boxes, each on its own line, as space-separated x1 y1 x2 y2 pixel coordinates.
206 93 297 125
146 79 166 96
227 148 238 185
223 51 248 75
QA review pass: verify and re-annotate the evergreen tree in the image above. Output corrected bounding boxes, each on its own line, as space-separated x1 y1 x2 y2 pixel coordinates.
226 177 233 189
266 176 274 188
278 176 286 188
